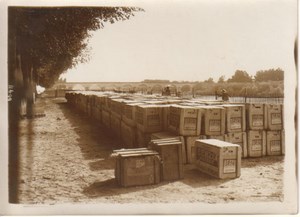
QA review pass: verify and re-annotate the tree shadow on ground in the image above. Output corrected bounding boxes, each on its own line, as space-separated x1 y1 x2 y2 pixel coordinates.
57 101 122 170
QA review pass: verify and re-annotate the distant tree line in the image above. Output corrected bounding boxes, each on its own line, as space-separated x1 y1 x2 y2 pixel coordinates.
142 79 170 83
217 68 284 83
141 68 284 84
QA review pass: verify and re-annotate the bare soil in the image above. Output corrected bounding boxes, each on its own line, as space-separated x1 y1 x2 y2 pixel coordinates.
18 97 284 204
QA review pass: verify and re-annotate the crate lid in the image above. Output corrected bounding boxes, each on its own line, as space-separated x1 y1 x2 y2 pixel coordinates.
151 131 181 138
152 141 182 147
117 151 159 158
196 139 240 148
170 104 202 109
111 148 158 157
220 104 245 108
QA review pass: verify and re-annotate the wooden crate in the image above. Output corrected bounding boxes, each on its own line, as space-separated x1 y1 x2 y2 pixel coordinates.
150 139 184 181
94 107 102 122
266 130 285 156
160 105 172 131
121 120 137 148
199 106 226 136
222 104 246 133
150 131 186 164
168 105 202 136
135 104 163 133
194 139 241 179
110 98 124 119
114 150 161 187
246 104 266 130
185 135 207 164
122 102 145 127
225 132 247 158
265 104 284 130
110 112 121 138
136 129 152 148
101 109 111 130
247 130 266 157
207 135 226 141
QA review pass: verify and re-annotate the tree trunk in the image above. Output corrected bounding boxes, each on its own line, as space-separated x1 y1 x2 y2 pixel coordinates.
8 30 23 203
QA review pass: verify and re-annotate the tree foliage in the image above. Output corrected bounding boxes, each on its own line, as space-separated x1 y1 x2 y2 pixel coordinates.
218 75 225 83
204 77 214 83
255 68 284 82
9 7 143 88
227 70 252 83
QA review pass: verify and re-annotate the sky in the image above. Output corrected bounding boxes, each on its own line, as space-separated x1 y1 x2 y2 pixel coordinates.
61 0 297 82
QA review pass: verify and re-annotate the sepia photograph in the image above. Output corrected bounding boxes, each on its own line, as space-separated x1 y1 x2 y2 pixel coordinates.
0 0 298 215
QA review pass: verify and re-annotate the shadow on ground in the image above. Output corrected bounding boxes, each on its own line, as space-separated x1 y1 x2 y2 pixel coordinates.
181 167 231 188
241 156 284 168
57 100 122 171
83 178 167 197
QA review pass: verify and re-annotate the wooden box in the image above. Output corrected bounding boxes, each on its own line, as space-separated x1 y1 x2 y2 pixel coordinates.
265 104 284 130
266 130 285 156
122 102 145 127
94 107 102 122
114 150 161 187
194 139 241 179
222 104 246 133
247 130 266 157
199 106 226 136
121 121 137 148
207 135 226 141
101 109 111 130
150 131 186 164
225 132 247 158
150 139 184 181
110 98 124 119
168 105 202 136
135 104 163 133
185 135 207 164
110 112 121 138
246 104 266 130
136 129 152 148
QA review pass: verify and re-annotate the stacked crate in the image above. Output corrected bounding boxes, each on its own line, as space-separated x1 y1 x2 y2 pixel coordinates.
199 105 226 136
245 104 267 157
149 138 184 181
65 91 284 160
135 104 164 147
150 131 186 164
121 101 145 148
110 98 125 138
168 105 202 164
265 104 284 156
222 104 247 158
93 95 103 122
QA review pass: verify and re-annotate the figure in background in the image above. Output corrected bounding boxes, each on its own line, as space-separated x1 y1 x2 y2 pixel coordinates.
221 89 230 101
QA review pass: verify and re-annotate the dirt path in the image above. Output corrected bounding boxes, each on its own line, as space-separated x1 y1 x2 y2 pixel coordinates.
18 97 284 204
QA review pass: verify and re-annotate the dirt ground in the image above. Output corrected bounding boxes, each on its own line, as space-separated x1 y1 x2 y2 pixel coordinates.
18 97 284 205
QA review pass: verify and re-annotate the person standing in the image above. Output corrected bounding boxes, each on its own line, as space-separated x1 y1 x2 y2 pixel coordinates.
221 89 230 101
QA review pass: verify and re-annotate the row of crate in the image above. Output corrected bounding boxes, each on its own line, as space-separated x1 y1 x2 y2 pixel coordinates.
66 91 283 134
65 91 284 162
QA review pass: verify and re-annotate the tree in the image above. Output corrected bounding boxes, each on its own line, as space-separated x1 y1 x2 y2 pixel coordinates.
204 77 214 83
227 70 252 83
255 68 284 82
8 6 143 203
218 75 225 83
